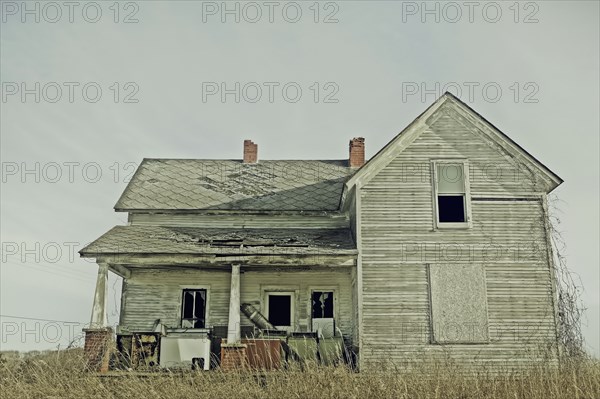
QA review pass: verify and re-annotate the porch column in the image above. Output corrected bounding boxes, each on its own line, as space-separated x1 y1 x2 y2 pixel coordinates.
90 263 109 327
227 264 241 343
221 264 247 370
83 262 112 372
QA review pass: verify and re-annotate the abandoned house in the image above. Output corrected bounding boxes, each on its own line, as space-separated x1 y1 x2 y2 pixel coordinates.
79 92 563 371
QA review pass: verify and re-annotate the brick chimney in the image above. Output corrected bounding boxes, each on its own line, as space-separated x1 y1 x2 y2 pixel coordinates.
243 140 258 163
349 137 365 168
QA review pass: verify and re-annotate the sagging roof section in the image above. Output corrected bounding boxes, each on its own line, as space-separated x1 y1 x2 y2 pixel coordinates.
79 226 357 256
115 159 355 212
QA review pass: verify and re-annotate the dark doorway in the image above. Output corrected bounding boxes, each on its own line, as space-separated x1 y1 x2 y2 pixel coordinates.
268 294 291 326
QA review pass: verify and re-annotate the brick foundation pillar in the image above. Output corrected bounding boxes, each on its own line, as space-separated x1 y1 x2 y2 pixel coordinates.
220 343 247 371
83 327 113 372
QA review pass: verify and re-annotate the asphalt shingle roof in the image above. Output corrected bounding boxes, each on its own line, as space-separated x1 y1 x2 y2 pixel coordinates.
114 159 355 211
80 226 357 256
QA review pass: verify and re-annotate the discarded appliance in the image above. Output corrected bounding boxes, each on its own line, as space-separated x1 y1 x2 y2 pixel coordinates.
112 332 161 369
318 336 344 365
241 303 301 363
312 318 335 338
242 337 283 370
159 328 211 370
115 334 134 369
287 332 318 363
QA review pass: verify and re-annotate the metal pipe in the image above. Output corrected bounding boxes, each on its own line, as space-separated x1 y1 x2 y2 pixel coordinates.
241 303 300 361
241 303 276 331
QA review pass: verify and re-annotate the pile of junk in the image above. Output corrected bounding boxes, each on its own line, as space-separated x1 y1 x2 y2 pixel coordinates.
113 303 351 371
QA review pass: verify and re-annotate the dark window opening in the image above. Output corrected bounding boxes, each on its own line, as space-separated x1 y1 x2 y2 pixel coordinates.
268 295 291 326
181 289 206 328
438 195 466 223
312 291 334 318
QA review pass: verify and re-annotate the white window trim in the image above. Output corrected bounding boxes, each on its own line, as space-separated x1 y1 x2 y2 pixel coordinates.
431 159 472 229
264 291 296 332
178 285 210 328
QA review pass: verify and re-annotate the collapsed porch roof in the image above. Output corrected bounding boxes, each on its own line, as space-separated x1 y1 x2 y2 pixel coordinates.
79 225 358 258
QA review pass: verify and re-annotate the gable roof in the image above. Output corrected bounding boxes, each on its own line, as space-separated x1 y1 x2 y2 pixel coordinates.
115 93 562 213
115 159 355 212
346 92 563 192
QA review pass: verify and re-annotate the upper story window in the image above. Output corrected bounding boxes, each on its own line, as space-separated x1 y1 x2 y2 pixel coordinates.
432 160 471 229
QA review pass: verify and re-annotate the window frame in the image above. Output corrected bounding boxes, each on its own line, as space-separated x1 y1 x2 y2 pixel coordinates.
431 159 472 229
264 291 296 332
179 286 210 329
310 288 337 319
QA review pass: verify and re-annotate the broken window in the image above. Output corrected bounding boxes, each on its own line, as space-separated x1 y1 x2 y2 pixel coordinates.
312 291 334 319
267 293 292 328
433 161 471 227
181 289 206 328
311 291 335 337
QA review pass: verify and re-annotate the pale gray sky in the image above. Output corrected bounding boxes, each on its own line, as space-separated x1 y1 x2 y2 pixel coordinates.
1 1 598 356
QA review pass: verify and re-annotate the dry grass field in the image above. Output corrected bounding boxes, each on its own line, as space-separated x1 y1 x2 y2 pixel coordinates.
1 349 598 399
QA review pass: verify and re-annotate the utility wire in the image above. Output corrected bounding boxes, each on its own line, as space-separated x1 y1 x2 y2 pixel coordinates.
0 314 87 324
2 259 95 278
2 262 94 283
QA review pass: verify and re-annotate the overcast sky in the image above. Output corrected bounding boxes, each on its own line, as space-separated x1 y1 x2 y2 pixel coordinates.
1 1 598 356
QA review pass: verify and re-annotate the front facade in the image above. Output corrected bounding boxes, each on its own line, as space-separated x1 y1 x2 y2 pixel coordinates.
80 93 563 371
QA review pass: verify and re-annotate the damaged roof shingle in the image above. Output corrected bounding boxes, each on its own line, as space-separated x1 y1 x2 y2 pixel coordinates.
114 159 355 211
79 226 357 256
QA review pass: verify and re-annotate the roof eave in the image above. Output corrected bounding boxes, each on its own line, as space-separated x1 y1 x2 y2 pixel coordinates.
345 93 448 190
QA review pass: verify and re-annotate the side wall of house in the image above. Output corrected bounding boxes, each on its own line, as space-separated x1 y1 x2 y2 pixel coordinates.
359 113 558 370
347 188 360 350
120 267 354 341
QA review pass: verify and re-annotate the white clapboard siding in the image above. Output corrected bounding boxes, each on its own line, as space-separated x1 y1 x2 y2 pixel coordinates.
239 269 354 339
120 267 354 341
358 114 558 369
120 268 232 331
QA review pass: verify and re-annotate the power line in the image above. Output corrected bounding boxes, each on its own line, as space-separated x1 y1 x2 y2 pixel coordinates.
2 261 94 283
2 259 95 278
0 314 87 324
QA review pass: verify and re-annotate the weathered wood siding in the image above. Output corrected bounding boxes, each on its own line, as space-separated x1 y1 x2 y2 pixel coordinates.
120 268 231 330
239 269 354 339
120 267 354 341
358 114 558 369
346 188 360 348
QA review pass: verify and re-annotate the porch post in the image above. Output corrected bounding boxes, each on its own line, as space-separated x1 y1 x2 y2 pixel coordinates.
83 262 112 372
221 264 246 370
227 264 241 343
90 263 109 328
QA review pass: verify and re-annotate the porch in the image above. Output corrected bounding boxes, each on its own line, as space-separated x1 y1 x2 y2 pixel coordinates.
79 225 358 371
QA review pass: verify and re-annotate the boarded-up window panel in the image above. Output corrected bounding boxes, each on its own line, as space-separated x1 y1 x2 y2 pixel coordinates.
428 264 489 344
